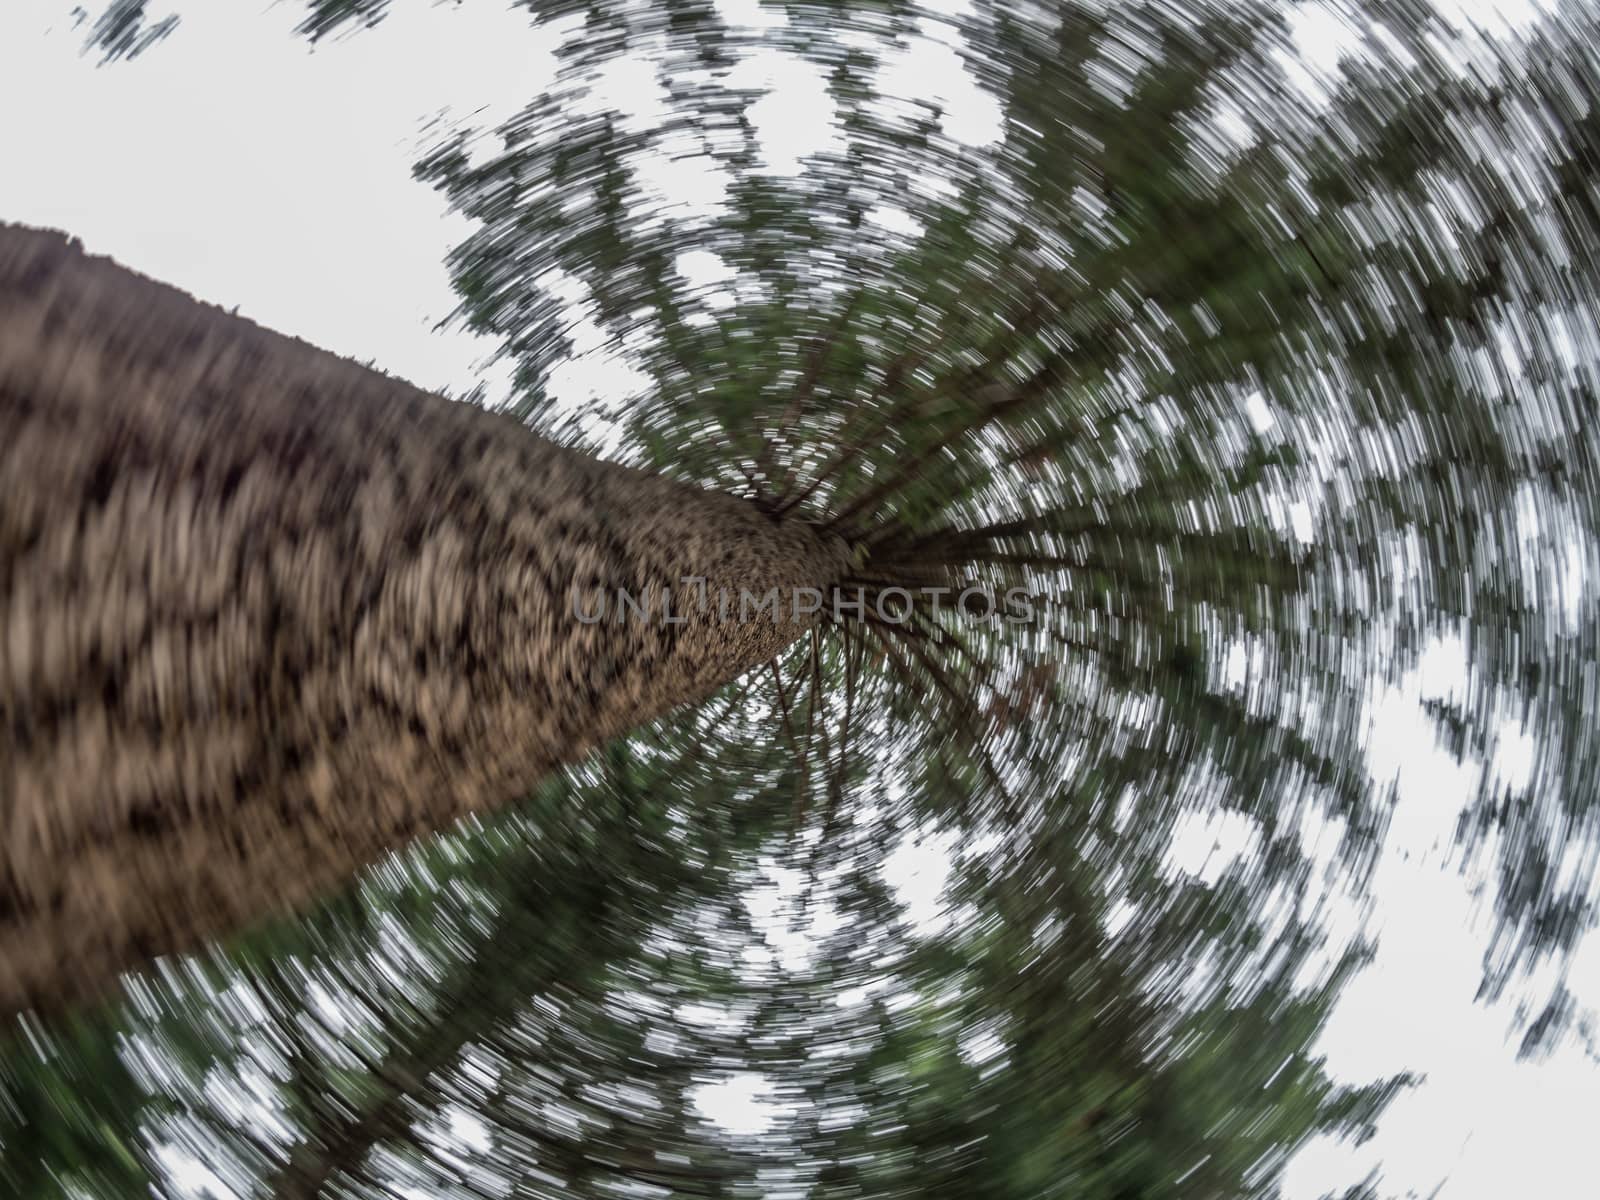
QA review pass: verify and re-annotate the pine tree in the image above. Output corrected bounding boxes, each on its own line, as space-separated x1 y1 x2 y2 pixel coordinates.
5 0 1598 1195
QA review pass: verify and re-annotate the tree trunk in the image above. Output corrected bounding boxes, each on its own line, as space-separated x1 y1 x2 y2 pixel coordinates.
0 224 849 1019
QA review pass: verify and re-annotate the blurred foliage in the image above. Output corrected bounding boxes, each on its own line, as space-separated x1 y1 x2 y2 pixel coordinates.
71 0 179 63
18 0 1600 1195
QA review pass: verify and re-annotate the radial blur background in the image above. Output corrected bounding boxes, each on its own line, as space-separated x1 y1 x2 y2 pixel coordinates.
2 1 1598 1197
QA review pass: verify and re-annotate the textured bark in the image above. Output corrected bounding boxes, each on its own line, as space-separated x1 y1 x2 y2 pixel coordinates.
0 224 849 1019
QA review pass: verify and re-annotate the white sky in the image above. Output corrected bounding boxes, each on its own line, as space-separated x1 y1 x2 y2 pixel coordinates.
2 2 1596 1197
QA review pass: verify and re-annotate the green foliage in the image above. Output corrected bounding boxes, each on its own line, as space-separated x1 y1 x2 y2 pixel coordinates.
72 0 179 63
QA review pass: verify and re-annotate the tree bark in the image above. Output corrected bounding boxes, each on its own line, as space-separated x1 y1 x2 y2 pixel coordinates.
0 224 849 1019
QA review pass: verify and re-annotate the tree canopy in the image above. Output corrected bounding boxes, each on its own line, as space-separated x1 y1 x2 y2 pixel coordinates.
6 0 1599 1196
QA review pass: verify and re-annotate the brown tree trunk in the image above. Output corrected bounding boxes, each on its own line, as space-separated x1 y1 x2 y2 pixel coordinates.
0 224 848 1019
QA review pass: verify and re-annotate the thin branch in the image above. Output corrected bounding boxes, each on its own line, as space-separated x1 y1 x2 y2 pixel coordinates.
818 356 1067 536
792 626 824 830
769 658 801 753
770 348 928 518
764 288 865 504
